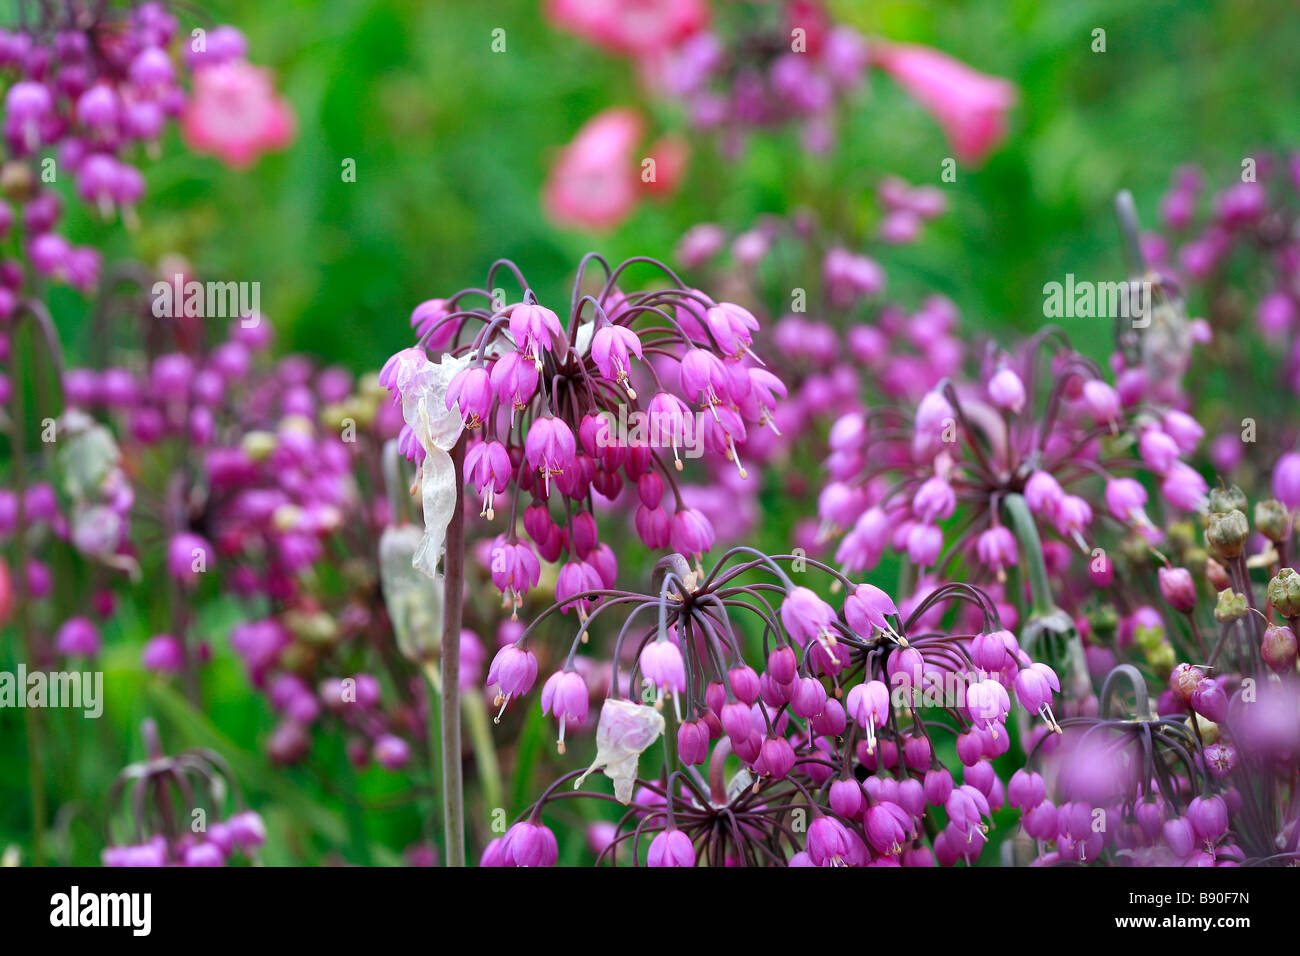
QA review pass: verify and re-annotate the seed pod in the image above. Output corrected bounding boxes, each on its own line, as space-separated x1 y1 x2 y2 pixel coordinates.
1205 510 1249 560
1267 567 1300 619
1255 499 1292 543
1207 485 1248 515
1214 588 1248 623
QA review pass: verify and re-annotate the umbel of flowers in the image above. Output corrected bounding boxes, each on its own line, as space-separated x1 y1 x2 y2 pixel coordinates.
378 253 785 865
103 721 265 867
379 253 787 622
1010 473 1300 865
480 546 1065 866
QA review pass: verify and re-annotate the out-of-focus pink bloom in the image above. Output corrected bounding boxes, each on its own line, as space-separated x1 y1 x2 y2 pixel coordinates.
546 0 708 59
543 108 644 231
874 43 1016 164
142 634 185 674
643 134 689 196
181 61 295 168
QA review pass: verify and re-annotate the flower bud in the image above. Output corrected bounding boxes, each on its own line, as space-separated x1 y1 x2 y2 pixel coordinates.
1191 677 1228 723
1205 510 1248 559
1157 566 1197 614
1204 557 1232 592
1262 623 1298 674
1255 499 1292 542
1267 567 1300 619
1169 662 1204 707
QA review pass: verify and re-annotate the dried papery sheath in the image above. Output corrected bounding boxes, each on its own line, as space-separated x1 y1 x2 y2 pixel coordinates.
393 350 470 577
575 698 665 804
379 523 444 663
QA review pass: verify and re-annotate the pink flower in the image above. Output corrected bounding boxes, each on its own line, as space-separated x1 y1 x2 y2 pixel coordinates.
647 827 695 866
1081 379 1121 425
642 134 689 195
1013 663 1060 729
807 814 851 866
540 669 589 752
846 680 890 751
844 583 897 635
142 634 185 674
508 302 564 367
546 0 708 59
1273 452 1300 508
987 367 1025 413
591 323 643 392
524 416 577 492
780 586 836 648
874 43 1016 164
975 525 1017 577
704 302 759 358
543 108 644 231
640 639 686 695
181 61 294 168
555 559 602 618
55 617 101 657
501 820 558 867
668 506 714 557
489 351 538 418
445 365 493 428
487 644 538 715
466 441 513 519
489 539 541 616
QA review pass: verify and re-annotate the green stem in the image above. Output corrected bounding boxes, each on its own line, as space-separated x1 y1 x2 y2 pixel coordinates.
441 436 467 866
1001 493 1055 618
422 662 443 839
9 318 46 865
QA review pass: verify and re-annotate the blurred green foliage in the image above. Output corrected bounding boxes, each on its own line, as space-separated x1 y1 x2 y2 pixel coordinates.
105 0 1300 372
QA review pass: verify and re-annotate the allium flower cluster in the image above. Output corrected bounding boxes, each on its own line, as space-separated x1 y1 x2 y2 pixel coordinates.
483 547 1063 866
379 255 785 624
103 721 266 867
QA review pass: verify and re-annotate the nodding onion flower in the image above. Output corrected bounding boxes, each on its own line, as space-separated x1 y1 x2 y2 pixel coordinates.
379 255 786 622
103 721 265 867
484 546 1059 866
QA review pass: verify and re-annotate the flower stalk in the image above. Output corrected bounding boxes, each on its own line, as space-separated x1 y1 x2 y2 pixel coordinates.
440 434 468 866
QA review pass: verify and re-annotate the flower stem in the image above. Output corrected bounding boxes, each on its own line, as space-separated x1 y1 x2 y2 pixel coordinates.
441 435 467 866
1001 493 1054 618
9 319 47 865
